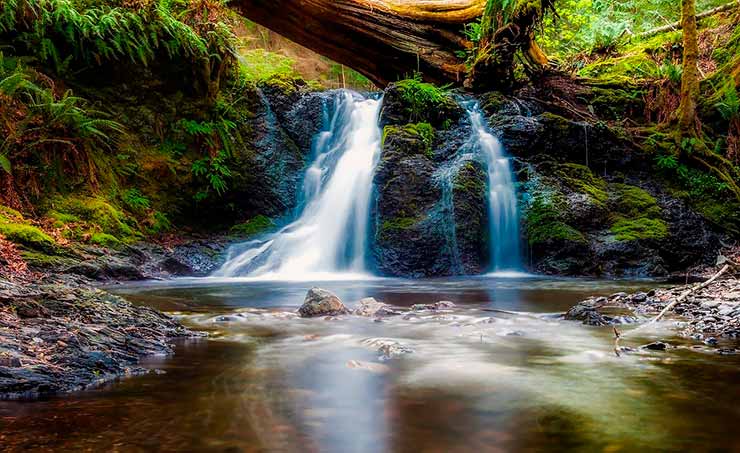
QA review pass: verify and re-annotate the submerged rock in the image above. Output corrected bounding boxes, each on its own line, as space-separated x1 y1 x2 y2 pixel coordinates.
410 301 456 311
298 288 349 318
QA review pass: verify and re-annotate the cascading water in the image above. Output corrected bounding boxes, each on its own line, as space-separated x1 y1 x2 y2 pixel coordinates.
466 102 522 272
214 91 382 280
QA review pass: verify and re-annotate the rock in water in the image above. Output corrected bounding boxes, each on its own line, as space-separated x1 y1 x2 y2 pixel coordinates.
354 298 401 317
298 288 348 318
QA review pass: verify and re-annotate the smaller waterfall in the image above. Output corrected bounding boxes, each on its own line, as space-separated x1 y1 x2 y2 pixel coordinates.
466 102 522 272
214 91 382 280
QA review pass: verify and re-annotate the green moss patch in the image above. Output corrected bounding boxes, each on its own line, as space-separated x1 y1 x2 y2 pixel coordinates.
525 195 587 245
607 183 667 241
230 215 275 238
555 163 608 206
380 217 419 235
610 217 668 241
0 222 56 252
90 233 122 248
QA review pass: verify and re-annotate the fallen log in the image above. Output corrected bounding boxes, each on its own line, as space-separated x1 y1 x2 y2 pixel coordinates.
230 0 554 89
635 1 740 40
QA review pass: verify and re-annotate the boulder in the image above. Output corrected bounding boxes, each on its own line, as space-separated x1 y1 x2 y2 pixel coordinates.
298 288 349 318
353 298 401 317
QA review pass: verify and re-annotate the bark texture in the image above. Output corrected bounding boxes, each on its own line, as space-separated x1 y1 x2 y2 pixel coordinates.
230 0 548 88
678 0 700 132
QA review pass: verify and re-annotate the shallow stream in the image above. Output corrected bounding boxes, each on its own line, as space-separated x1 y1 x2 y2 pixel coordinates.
2 276 740 452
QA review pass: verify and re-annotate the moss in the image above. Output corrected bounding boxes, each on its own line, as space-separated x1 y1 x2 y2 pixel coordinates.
394 77 454 124
555 163 608 206
46 210 81 228
382 123 436 158
610 217 668 241
691 198 740 236
53 196 140 242
0 222 56 252
609 183 661 219
525 194 586 245
259 73 305 96
230 215 274 237
381 217 418 232
20 250 70 268
453 162 486 196
89 232 122 248
0 205 23 222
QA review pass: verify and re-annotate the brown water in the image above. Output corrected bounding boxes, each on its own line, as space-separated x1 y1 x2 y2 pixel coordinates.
2 276 740 452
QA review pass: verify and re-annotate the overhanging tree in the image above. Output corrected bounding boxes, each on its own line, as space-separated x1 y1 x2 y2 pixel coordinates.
230 0 556 90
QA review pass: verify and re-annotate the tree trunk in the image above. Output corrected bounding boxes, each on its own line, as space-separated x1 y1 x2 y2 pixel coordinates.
230 0 549 89
678 0 700 132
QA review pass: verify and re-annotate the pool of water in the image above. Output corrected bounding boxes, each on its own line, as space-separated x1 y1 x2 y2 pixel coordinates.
2 276 740 452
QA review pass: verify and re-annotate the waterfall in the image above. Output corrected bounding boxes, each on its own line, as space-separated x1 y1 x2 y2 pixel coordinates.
215 91 383 279
465 102 522 272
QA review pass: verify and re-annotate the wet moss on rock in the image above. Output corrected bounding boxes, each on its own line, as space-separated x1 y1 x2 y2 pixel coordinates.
555 163 608 206
525 194 587 245
230 215 275 238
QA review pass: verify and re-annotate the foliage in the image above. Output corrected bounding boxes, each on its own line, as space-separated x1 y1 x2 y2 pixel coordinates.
541 0 728 56
191 150 231 201
238 48 297 82
121 188 151 212
395 74 449 123
0 53 124 191
230 215 274 237
0 0 235 70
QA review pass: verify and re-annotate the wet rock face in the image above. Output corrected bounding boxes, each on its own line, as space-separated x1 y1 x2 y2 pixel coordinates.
371 86 489 277
504 113 725 277
298 288 349 318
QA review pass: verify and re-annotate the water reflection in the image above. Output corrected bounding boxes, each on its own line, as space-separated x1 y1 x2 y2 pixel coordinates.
2 277 740 452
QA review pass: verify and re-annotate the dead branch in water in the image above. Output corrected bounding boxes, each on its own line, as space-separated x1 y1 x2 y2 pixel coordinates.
651 264 731 324
612 258 737 357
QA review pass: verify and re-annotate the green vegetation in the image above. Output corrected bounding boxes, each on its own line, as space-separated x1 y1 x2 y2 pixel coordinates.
0 205 56 252
382 123 436 159
381 217 419 232
525 194 586 245
555 163 608 206
608 183 668 241
395 75 450 124
230 215 274 237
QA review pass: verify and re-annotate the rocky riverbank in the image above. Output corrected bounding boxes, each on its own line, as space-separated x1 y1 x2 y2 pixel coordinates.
0 274 198 399
565 263 740 348
0 234 226 400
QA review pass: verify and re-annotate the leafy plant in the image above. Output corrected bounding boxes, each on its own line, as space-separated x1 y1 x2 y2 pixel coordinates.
122 188 151 212
191 149 232 200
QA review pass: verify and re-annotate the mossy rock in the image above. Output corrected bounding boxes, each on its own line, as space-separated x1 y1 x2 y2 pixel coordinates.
52 196 141 242
230 215 275 238
608 183 661 219
555 163 608 206
610 217 668 241
90 232 122 248
381 79 463 128
379 217 420 237
382 123 435 158
0 222 56 252
524 194 587 245
258 73 308 97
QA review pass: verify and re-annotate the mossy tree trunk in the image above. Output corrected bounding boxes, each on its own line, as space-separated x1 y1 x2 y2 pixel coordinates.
677 0 700 133
230 0 552 90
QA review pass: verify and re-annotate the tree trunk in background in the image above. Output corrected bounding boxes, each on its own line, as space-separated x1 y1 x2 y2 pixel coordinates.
678 0 700 132
230 0 549 89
